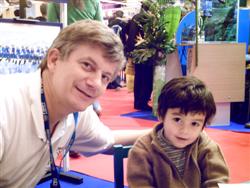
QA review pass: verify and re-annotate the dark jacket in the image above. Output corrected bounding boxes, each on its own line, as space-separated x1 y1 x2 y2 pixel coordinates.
108 18 128 47
125 12 145 56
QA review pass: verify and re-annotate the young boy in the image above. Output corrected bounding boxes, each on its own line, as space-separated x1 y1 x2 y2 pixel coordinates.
127 76 229 188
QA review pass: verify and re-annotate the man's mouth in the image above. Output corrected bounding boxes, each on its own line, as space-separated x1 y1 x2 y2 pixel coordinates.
76 86 93 99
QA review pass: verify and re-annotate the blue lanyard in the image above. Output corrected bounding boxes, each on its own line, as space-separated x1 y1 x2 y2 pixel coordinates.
41 85 78 188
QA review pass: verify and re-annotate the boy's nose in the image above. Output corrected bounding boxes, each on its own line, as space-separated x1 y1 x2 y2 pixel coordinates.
180 125 189 134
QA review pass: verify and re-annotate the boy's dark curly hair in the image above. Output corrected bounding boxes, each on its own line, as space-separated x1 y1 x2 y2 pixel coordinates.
157 76 216 126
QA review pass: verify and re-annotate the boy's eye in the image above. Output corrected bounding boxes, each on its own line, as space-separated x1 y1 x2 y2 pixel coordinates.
191 122 201 127
173 117 181 123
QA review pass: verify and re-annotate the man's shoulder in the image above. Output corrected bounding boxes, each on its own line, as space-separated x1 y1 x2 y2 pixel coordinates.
132 12 146 22
87 0 100 7
109 19 126 27
0 73 33 91
132 13 142 19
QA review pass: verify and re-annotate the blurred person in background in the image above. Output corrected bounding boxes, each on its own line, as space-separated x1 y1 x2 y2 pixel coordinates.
47 0 103 24
35 3 47 22
107 10 129 90
126 2 153 111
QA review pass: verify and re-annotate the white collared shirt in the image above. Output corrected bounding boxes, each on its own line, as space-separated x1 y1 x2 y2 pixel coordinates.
0 70 114 188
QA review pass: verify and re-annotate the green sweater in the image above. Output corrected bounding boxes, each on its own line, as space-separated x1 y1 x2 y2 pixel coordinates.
127 123 229 188
47 0 103 25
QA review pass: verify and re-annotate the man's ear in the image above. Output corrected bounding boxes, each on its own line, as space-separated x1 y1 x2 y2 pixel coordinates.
47 48 60 71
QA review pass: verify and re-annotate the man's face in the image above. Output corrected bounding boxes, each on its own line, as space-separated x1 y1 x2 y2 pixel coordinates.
163 108 205 148
48 43 118 112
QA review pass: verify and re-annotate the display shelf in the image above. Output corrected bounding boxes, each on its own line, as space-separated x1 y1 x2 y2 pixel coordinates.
187 42 246 125
0 18 61 74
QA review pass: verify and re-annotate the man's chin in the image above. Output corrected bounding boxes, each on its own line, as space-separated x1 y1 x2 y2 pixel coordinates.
73 103 92 112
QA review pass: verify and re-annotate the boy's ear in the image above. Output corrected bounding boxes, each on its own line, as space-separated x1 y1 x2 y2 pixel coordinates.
158 116 163 122
47 48 60 71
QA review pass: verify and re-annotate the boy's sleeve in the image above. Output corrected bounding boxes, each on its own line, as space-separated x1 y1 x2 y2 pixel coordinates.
127 139 155 188
198 138 229 188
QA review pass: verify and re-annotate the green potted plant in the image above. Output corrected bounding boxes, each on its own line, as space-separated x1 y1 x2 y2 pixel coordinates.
131 0 181 115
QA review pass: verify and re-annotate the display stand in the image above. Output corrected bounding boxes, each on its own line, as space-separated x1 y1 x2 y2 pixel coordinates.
187 42 246 125
0 18 61 74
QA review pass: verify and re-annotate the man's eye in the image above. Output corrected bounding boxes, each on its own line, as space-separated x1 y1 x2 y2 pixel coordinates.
102 75 111 84
82 62 92 71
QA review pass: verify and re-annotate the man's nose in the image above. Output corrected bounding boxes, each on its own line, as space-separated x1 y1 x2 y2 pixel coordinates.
87 72 102 88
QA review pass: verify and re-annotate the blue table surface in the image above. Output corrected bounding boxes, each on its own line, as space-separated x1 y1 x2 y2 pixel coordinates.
36 170 128 188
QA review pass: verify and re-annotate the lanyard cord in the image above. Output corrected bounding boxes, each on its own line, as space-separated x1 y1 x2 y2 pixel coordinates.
41 85 78 188
58 112 78 171
45 128 60 188
41 86 60 188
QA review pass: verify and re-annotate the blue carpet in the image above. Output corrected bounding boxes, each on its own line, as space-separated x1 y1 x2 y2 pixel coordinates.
121 111 158 122
36 170 127 188
207 121 250 133
121 111 250 133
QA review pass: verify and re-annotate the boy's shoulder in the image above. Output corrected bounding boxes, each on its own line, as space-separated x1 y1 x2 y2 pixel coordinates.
132 124 160 148
197 131 220 152
135 129 153 146
198 131 213 145
133 123 162 151
130 132 153 156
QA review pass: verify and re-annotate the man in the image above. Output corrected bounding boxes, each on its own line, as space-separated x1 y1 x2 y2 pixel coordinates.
35 3 47 21
126 2 153 111
47 0 103 24
108 10 128 48
0 20 149 188
107 10 128 90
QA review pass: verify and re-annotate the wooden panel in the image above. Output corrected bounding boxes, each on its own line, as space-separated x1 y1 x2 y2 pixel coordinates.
187 43 246 102
165 50 183 82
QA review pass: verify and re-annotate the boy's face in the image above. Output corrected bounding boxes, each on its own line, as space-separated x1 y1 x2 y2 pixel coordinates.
162 108 205 148
47 43 118 112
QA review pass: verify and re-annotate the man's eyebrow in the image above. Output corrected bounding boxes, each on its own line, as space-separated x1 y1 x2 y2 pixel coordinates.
82 56 97 65
82 57 114 78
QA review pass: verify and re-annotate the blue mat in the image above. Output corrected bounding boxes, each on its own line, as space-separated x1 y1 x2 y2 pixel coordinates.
121 111 250 133
36 170 127 188
207 121 250 133
121 111 158 122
